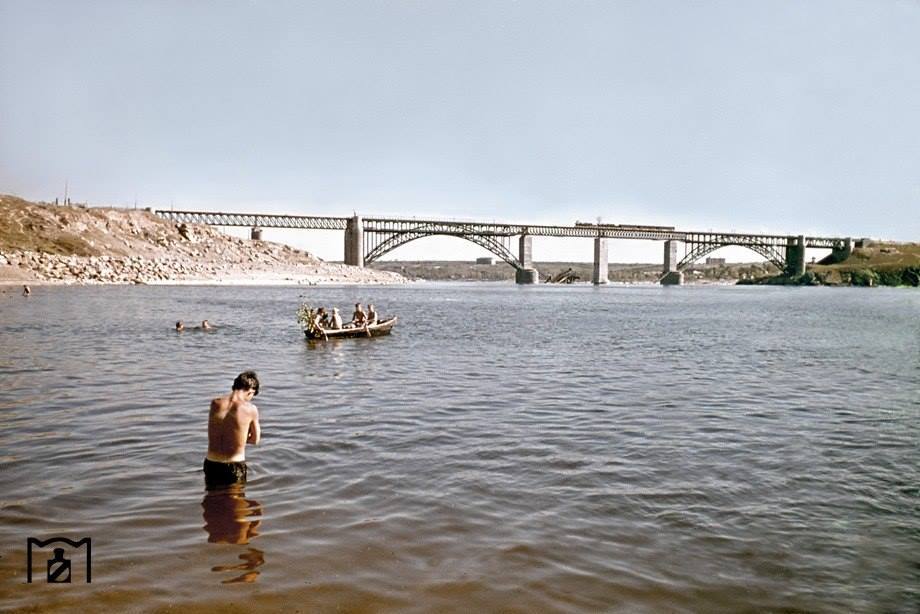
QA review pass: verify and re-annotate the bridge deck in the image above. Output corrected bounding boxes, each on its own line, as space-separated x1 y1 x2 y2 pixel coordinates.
155 210 845 248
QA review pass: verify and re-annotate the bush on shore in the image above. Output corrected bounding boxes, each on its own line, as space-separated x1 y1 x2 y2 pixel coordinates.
740 266 919 287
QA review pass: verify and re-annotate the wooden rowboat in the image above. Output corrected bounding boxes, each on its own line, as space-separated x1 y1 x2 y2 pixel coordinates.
304 316 398 340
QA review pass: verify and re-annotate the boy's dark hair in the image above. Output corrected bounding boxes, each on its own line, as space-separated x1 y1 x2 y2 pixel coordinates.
233 371 260 396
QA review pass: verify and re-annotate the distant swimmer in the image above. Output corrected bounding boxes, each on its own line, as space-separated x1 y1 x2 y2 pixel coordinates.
204 371 261 489
22 285 31 296
176 321 185 332
202 320 215 330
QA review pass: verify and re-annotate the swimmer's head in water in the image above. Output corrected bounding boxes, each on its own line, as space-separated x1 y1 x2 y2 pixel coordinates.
176 321 184 330
233 371 260 397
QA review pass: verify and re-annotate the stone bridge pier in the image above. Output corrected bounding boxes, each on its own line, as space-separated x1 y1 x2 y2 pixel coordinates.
344 215 364 267
515 235 539 284
785 235 805 276
822 238 853 265
592 237 608 285
660 240 683 285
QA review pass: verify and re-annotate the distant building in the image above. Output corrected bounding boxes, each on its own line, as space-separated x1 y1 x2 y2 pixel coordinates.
705 257 726 265
476 257 497 265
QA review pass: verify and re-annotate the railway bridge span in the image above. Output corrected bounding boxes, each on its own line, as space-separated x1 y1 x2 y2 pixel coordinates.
154 210 852 285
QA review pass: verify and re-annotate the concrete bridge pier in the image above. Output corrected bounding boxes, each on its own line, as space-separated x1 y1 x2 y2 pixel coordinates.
785 235 805 276
837 237 853 261
516 234 539 284
660 240 683 285
515 268 540 284
344 215 364 267
817 237 853 266
250 227 263 240
829 237 853 263
592 237 608 285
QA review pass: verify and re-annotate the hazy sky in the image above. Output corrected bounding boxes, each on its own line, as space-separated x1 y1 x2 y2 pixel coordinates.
2 0 918 262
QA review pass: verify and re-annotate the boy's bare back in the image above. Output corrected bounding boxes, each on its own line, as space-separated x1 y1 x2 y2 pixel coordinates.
207 393 260 463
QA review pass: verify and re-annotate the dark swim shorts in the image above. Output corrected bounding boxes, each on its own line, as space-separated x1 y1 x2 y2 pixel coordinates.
203 458 247 488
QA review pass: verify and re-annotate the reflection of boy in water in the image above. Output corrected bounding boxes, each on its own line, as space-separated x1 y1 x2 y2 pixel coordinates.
202 484 264 583
204 371 261 488
201 484 262 544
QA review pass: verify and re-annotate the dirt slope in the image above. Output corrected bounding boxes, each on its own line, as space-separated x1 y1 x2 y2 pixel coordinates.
0 195 404 285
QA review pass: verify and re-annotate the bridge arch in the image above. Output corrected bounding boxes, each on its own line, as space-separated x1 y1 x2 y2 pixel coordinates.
363 224 522 269
677 242 785 271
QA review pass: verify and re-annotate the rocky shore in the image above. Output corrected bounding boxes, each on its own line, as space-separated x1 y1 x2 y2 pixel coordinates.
0 195 405 285
738 240 920 287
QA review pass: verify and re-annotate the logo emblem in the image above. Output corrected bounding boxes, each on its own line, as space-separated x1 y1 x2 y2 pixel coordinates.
26 537 92 583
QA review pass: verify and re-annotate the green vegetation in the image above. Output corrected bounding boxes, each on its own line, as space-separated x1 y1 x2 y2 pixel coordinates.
740 241 920 287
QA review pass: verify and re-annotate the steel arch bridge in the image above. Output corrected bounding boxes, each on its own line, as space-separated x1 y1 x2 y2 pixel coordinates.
154 209 849 278
677 233 792 271
362 222 521 268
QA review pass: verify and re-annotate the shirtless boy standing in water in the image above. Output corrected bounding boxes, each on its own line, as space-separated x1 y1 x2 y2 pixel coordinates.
204 371 261 488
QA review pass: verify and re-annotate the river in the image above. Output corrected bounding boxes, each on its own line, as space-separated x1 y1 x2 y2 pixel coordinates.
0 283 917 612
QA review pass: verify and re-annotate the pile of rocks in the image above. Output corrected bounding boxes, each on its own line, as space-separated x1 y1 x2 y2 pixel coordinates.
2 250 236 284
0 197 407 285
1 245 405 285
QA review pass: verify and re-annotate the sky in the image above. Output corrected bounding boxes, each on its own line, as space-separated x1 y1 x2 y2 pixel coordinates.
2 0 918 263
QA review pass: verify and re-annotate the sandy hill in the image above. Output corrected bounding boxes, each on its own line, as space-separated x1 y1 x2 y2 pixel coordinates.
0 195 403 285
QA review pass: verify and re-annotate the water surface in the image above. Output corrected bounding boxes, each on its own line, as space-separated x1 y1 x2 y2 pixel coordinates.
1 283 917 612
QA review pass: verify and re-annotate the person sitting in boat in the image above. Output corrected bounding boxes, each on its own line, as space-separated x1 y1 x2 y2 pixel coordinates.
330 307 343 330
351 303 367 327
366 304 378 325
312 307 328 331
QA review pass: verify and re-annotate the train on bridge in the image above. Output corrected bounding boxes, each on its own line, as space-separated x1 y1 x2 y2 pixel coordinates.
574 221 676 232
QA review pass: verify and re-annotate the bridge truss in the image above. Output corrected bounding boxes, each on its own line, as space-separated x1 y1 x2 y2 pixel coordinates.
362 221 520 267
157 210 348 230
678 233 788 270
676 232 843 271
155 210 847 270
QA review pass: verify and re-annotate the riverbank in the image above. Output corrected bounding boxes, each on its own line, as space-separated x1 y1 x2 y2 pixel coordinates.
739 240 920 287
0 195 405 285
